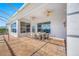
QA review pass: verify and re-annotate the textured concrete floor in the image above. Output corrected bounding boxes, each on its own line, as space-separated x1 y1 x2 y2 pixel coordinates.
0 35 65 56
0 35 11 56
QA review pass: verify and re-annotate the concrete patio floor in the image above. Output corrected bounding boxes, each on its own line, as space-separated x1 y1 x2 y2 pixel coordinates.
0 35 66 56
0 35 11 56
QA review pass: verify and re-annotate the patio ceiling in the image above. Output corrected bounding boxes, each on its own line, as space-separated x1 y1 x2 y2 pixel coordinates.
0 3 24 27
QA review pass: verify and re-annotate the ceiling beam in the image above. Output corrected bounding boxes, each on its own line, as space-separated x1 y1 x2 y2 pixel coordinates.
0 9 10 16
6 3 18 11
0 18 7 22
0 16 8 20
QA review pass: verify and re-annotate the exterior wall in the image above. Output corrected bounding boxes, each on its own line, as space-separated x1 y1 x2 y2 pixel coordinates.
26 4 66 39
67 3 79 56
50 4 66 39
7 20 19 37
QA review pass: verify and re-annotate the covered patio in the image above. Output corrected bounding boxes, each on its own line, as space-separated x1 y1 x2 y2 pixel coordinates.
0 3 66 56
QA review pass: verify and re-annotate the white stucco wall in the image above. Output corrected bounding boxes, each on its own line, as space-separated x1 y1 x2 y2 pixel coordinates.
67 3 79 56
50 4 66 39
7 20 19 37
29 4 66 39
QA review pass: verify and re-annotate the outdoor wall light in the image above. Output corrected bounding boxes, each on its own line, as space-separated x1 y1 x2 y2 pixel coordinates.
47 10 53 16
30 16 37 20
45 10 53 17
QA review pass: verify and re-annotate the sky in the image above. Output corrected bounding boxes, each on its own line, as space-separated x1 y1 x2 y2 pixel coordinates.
0 3 24 27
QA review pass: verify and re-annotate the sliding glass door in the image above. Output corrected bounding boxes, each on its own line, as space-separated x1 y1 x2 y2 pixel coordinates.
20 22 30 33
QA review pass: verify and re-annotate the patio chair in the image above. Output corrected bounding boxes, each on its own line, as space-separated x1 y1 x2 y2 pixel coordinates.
42 33 49 40
46 33 49 39
34 33 39 39
39 33 42 40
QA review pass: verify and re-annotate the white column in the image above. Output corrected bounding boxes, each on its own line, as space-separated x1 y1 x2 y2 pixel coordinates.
16 20 20 37
67 3 79 56
35 24 37 33
30 22 33 35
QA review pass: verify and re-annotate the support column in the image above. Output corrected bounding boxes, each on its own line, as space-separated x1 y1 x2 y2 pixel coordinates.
30 22 33 36
67 3 79 56
35 24 37 33
16 20 20 37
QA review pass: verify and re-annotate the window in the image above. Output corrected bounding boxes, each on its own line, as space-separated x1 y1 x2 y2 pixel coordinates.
37 22 51 33
20 22 30 33
26 24 30 32
32 25 35 33
11 23 16 33
20 22 26 33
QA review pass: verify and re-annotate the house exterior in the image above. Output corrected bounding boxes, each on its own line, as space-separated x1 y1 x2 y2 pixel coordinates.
7 3 66 39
